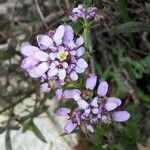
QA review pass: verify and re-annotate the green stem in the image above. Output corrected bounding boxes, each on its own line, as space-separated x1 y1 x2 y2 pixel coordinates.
83 20 90 49
83 20 95 73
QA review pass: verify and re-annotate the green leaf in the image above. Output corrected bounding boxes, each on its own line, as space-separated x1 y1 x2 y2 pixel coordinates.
0 49 16 61
31 121 47 143
116 0 131 22
140 55 150 74
22 120 47 143
84 0 92 6
136 88 150 103
72 21 83 34
115 22 150 34
113 71 127 98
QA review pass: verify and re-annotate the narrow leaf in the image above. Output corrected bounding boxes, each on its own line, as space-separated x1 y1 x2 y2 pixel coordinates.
114 22 150 34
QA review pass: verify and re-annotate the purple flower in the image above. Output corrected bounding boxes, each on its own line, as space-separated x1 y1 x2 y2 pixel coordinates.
86 74 97 90
69 4 104 22
97 81 108 96
112 111 130 122
40 83 51 93
20 25 88 90
64 120 77 133
57 108 71 116
55 88 63 101
58 75 130 134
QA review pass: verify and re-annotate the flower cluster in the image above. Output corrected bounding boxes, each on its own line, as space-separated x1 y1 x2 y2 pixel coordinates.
20 25 88 92
69 4 104 22
20 4 130 135
58 74 130 133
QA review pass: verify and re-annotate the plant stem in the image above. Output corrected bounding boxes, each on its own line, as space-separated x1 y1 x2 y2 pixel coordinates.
83 20 95 73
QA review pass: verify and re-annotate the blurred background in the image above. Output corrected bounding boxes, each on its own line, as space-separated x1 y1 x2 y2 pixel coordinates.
0 0 150 150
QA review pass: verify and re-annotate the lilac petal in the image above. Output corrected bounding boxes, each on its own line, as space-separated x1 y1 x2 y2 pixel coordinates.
63 89 81 99
64 120 77 133
63 90 73 99
63 25 74 43
105 102 117 111
75 113 81 125
72 93 82 101
68 41 76 49
70 50 76 56
86 74 97 90
77 58 88 69
70 71 78 81
27 68 39 78
49 53 56 60
33 51 49 61
92 108 99 114
40 83 50 93
48 30 54 38
48 68 58 78
72 8 79 13
21 57 38 69
49 62 56 69
72 89 81 96
107 97 122 107
57 108 71 116
76 36 84 46
20 45 40 56
87 125 94 133
37 35 53 50
69 15 78 22
75 66 85 73
62 62 68 69
76 47 85 57
91 97 98 107
34 62 49 77
85 108 91 114
112 111 130 122
58 69 66 80
53 25 65 45
55 88 63 101
77 100 89 109
97 81 108 96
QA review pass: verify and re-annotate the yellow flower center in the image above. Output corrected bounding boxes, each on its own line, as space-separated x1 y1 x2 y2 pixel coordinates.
59 51 67 61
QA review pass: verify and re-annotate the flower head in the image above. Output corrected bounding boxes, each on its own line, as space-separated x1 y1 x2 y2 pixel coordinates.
69 4 104 22
58 74 130 133
20 25 88 90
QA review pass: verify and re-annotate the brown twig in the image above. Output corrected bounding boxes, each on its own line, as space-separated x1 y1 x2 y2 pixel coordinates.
35 0 48 29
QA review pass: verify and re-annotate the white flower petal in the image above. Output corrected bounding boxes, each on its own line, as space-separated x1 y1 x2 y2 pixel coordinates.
20 45 40 56
77 100 89 109
33 51 49 61
76 36 84 46
37 35 53 50
70 71 78 81
49 53 56 60
53 25 65 45
34 62 49 76
75 66 85 73
48 68 58 78
58 69 66 80
77 58 88 69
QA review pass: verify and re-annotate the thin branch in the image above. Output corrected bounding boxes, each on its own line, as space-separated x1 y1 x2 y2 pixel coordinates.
0 90 35 114
5 109 14 150
11 0 19 30
35 0 48 28
65 0 70 10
